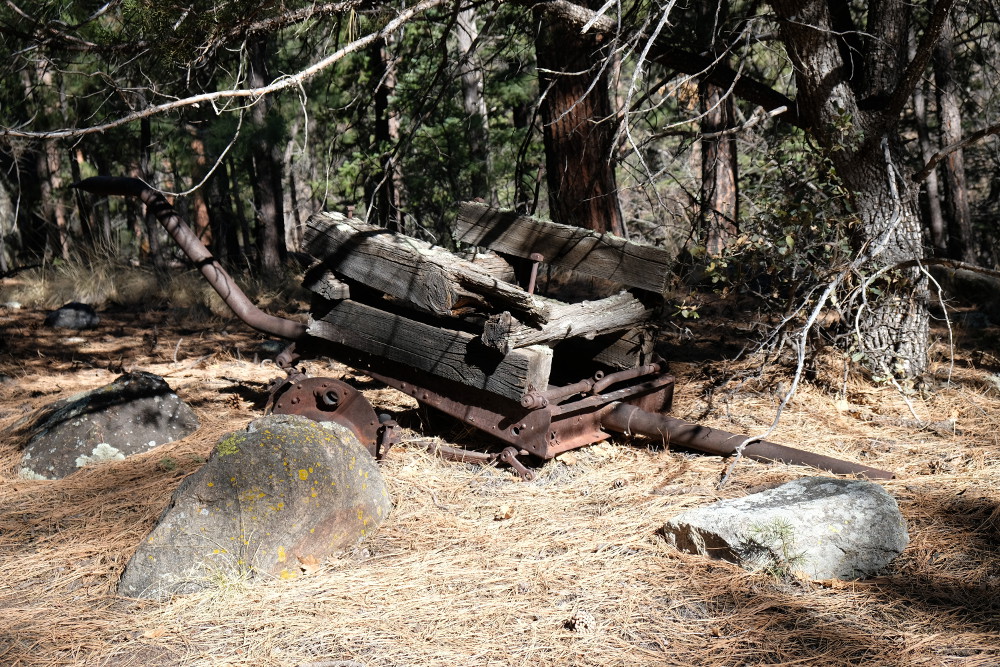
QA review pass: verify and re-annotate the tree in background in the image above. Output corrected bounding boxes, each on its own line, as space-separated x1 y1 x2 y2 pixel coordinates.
7 0 1000 384
695 0 738 257
533 2 624 235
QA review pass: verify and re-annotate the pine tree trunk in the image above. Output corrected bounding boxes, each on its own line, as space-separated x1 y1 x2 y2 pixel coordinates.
456 7 492 201
368 35 404 231
248 37 287 271
534 3 624 235
933 16 975 263
696 0 738 256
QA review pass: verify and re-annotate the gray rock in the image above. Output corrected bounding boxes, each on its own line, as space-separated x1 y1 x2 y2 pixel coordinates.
16 371 199 480
44 302 100 329
118 414 392 599
661 477 908 580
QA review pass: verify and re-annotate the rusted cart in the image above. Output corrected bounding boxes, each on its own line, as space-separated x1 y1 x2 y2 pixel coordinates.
73 177 892 481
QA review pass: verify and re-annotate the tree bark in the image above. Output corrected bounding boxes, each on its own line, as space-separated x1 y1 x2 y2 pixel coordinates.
770 0 929 377
37 140 70 261
368 34 404 231
247 36 287 271
534 2 624 235
910 31 946 255
933 14 975 263
696 0 738 256
188 132 213 246
456 7 493 201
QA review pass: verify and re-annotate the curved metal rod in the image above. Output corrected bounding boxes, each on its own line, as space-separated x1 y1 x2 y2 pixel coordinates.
591 363 661 394
601 402 894 480
72 176 307 341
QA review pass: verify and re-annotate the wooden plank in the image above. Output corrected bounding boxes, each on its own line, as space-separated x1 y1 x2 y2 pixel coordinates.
480 292 652 354
301 269 351 301
456 201 672 293
303 212 549 324
589 326 655 369
307 299 551 400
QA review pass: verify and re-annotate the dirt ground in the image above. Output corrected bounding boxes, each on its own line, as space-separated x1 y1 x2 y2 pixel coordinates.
1 297 999 666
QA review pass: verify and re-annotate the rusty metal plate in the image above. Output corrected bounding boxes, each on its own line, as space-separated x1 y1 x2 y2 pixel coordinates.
270 377 380 455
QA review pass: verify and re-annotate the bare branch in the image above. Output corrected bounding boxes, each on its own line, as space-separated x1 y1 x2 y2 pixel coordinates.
892 256 1000 281
912 119 1000 183
1 0 444 141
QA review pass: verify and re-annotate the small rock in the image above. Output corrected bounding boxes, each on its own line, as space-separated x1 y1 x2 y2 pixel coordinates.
44 302 100 329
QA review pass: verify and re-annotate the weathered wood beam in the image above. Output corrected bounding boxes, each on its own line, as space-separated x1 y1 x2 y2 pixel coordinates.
480 291 651 354
455 201 673 294
307 299 552 400
303 212 549 323
587 326 655 370
302 269 351 301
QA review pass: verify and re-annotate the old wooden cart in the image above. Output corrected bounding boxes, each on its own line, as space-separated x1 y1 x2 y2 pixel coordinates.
73 177 892 481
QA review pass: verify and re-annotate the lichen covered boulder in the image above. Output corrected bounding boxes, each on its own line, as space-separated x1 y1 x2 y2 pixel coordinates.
16 371 199 480
118 414 392 599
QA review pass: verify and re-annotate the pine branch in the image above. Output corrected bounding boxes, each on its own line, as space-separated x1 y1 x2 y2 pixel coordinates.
0 0 444 141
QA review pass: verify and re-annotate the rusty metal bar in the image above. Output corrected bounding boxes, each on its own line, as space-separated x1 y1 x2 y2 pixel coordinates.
72 176 307 341
521 377 595 409
591 363 662 394
600 402 894 480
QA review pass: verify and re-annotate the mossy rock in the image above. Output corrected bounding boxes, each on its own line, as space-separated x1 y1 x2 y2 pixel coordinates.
118 414 392 599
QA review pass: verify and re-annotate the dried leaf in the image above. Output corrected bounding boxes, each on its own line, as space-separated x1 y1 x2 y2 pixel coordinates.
297 553 321 575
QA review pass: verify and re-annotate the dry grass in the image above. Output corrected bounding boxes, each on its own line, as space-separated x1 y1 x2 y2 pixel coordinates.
1 297 999 665
0 255 307 316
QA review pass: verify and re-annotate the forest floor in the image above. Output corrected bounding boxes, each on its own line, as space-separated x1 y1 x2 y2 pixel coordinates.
1 282 999 666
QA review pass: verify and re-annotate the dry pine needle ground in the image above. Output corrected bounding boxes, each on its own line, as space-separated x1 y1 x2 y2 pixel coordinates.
0 305 998 666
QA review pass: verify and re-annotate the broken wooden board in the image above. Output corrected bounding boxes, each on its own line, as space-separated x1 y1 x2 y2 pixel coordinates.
307 299 552 401
303 212 549 324
480 291 652 354
302 269 351 301
455 201 673 294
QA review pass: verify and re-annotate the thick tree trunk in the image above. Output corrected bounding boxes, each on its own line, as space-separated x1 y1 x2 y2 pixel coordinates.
698 85 739 256
771 0 929 377
534 3 624 235
247 37 287 271
837 151 929 378
933 17 974 263
456 7 492 201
